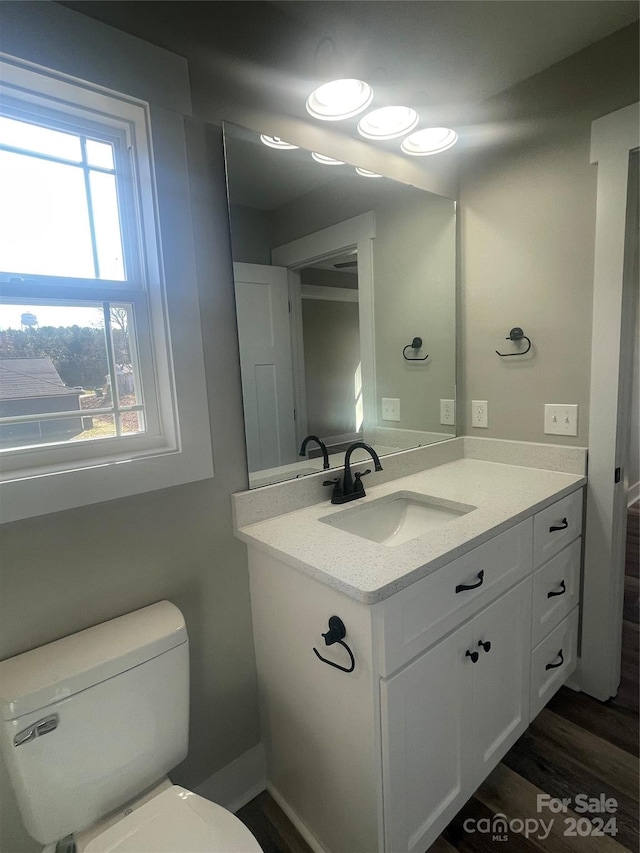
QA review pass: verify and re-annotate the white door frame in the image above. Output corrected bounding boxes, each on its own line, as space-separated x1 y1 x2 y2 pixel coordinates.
272 212 376 449
579 102 639 700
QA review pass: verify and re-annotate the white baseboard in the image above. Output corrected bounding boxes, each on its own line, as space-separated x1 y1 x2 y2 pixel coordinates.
267 783 328 853
195 743 266 814
628 481 639 508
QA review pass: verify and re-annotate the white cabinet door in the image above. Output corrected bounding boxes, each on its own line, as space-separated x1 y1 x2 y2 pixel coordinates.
381 578 532 853
380 620 474 853
471 579 532 780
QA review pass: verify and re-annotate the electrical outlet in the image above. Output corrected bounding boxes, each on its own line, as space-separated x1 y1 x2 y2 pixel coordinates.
382 397 401 421
544 404 578 436
471 400 488 428
440 399 455 425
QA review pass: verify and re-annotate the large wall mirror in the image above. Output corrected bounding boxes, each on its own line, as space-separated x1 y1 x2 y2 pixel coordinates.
223 123 457 487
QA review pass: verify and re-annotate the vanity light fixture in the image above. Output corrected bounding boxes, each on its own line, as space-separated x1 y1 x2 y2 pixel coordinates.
312 152 345 165
355 167 383 178
306 78 374 121
401 127 458 156
357 106 419 140
260 135 299 150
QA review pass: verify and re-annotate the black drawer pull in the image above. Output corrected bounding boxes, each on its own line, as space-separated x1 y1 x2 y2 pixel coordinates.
547 579 567 599
545 649 564 670
456 570 484 594
465 649 479 663
478 640 492 653
549 517 568 533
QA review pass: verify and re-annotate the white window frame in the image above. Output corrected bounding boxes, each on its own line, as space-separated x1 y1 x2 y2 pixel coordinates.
0 47 213 522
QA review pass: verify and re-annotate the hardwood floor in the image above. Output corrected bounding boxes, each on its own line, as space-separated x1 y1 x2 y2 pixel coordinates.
237 506 640 852
237 791 314 853
616 501 639 713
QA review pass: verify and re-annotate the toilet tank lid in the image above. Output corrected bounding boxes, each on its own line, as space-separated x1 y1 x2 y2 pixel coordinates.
0 601 187 721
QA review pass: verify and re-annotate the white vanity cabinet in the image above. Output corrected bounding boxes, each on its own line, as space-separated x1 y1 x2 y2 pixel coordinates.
245 486 584 853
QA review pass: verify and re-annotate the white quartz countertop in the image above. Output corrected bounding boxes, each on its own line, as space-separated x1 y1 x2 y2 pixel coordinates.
235 459 586 604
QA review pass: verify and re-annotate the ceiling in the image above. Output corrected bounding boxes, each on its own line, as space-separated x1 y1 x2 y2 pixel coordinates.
272 1 639 109
62 1 638 116
62 0 638 190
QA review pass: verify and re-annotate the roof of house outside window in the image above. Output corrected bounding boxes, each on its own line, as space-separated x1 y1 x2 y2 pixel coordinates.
0 358 80 401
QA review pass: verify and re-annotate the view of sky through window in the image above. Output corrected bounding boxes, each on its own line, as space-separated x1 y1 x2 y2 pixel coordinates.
0 114 125 281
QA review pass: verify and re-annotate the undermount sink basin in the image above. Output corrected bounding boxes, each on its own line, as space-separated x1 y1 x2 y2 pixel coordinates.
320 491 476 547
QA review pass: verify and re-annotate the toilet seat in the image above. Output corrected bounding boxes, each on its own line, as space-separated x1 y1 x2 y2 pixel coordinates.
80 786 262 853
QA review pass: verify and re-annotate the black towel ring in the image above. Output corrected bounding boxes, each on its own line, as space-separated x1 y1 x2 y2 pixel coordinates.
403 336 429 361
496 327 532 357
313 615 356 674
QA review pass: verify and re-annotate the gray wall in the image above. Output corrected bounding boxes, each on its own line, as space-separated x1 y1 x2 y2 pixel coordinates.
0 66 260 853
229 203 272 265
372 190 456 433
302 298 361 438
458 23 639 444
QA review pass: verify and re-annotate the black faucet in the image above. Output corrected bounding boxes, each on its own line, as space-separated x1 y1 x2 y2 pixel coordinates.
299 435 330 470
324 442 383 504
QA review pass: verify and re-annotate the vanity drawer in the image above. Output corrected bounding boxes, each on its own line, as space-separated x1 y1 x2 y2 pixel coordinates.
532 538 581 647
377 519 533 676
533 489 583 567
530 606 579 720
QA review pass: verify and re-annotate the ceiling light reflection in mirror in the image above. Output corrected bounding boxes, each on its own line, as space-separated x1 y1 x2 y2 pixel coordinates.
311 152 346 165
355 167 383 178
260 135 299 150
224 123 457 488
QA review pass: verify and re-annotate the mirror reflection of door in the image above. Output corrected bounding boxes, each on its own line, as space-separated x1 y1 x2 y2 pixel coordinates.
298 253 361 457
233 262 297 475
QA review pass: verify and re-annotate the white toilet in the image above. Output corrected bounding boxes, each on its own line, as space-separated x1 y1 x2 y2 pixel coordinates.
0 601 263 852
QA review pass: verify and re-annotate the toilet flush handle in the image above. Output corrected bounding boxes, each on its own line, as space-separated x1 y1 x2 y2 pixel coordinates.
14 713 58 747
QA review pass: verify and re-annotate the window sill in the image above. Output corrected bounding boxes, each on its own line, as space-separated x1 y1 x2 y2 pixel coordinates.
1 440 214 523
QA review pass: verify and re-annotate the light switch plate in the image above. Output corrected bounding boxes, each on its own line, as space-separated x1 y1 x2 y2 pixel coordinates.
382 397 400 421
471 400 488 428
544 403 578 436
440 399 455 425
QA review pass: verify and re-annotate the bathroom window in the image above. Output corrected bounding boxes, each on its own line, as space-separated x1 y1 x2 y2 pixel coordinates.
0 106 155 452
0 51 213 521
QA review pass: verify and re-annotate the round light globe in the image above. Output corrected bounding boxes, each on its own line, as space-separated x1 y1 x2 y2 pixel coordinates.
306 79 373 121
401 127 458 156
357 106 419 140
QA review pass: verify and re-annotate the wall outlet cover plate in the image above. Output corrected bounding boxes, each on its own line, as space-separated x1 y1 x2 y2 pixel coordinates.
471 400 488 428
440 399 455 425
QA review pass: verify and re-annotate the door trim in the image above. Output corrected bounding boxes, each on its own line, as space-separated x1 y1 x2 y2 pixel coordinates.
580 102 639 700
272 212 376 448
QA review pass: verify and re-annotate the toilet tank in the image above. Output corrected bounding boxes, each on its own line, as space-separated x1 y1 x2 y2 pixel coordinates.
0 601 189 845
